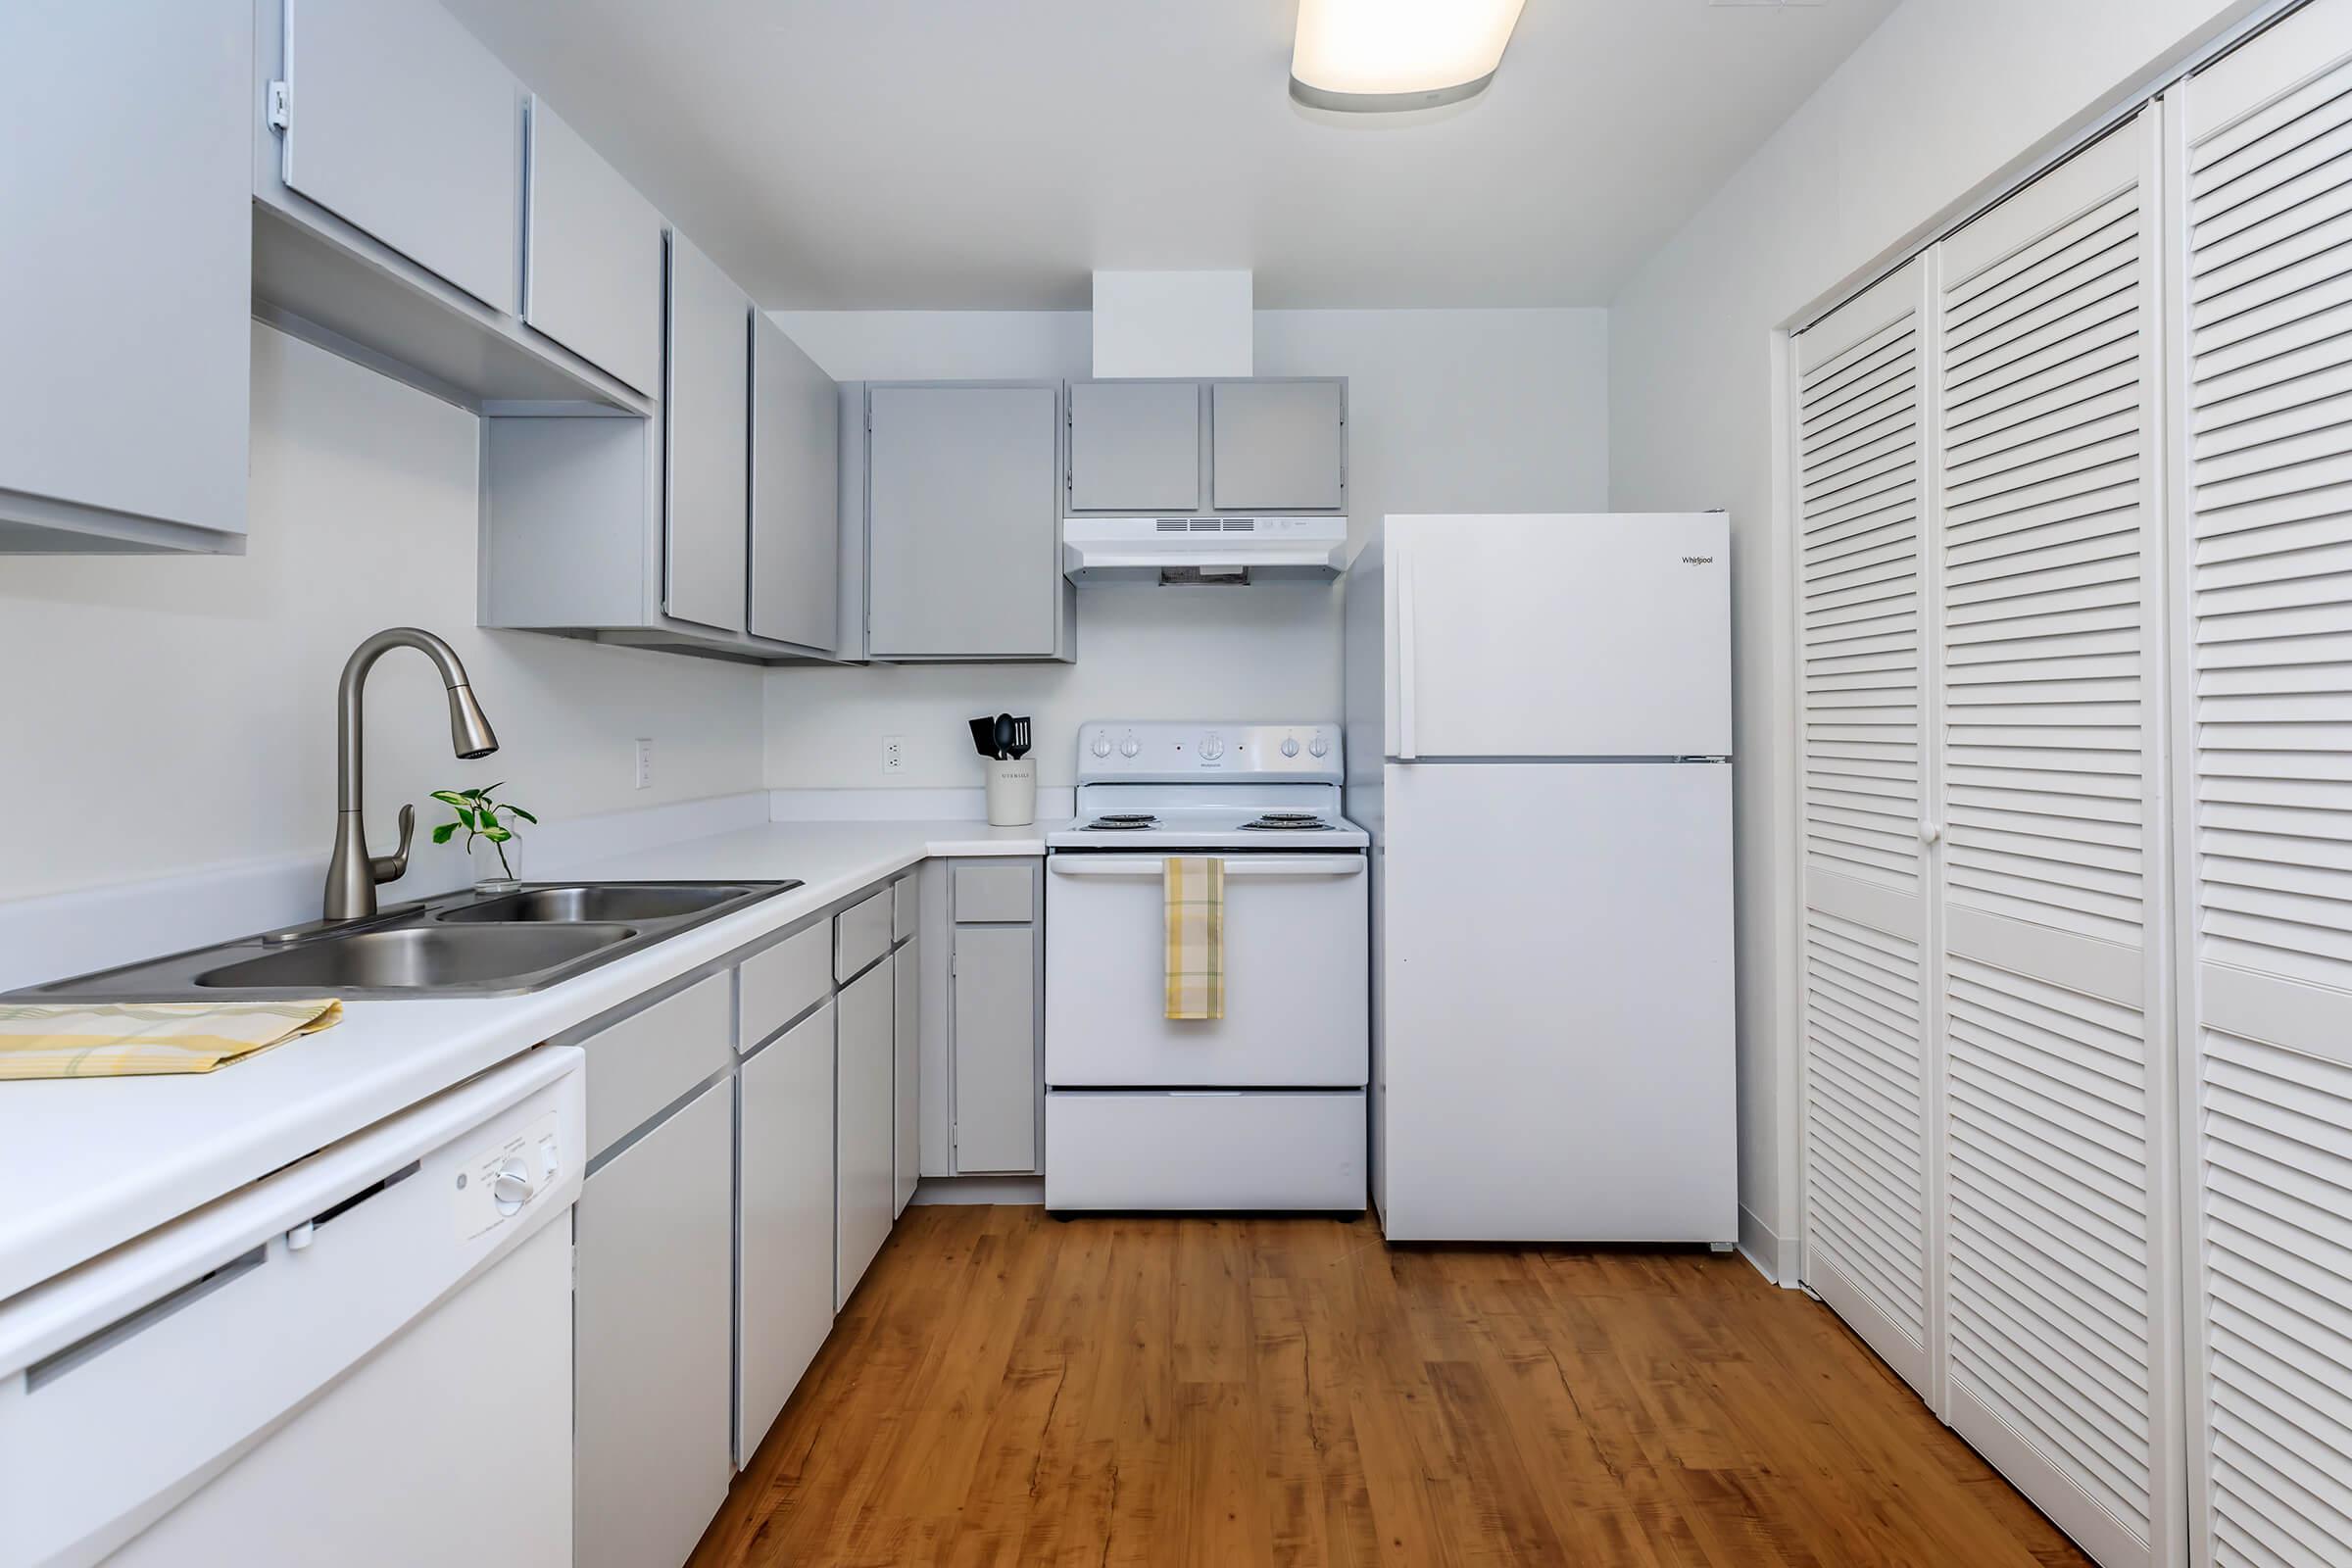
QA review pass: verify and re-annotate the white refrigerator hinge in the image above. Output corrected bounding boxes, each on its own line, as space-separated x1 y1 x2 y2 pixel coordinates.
267 79 291 130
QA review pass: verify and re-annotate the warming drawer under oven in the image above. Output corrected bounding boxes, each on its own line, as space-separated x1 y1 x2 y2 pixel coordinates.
1045 852 1369 1088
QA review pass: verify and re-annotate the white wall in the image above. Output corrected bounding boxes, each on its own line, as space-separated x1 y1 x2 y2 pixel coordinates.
0 326 766 904
763 307 1609 789
1606 0 2258 1272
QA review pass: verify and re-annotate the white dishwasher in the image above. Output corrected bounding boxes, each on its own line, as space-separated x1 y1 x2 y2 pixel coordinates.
0 1047 584 1568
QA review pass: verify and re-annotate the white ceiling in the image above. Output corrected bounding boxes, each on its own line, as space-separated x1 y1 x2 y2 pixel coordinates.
444 0 1896 310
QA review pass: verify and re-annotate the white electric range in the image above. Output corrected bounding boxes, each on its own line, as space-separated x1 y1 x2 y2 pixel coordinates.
1043 721 1370 1213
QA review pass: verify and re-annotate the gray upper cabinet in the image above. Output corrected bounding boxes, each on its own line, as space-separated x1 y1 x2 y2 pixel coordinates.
2 0 250 553
522 97 662 394
662 232 751 635
867 382 1073 662
750 313 841 650
278 0 523 315
1211 380 1347 511
1066 381 1201 513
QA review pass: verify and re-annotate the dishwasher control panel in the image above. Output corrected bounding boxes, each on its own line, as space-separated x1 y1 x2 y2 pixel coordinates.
454 1109 561 1243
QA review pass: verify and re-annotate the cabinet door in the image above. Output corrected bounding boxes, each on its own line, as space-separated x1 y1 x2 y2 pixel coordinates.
1068 381 1200 512
523 97 662 394
663 232 751 633
575 1078 732 1568
1 0 249 549
738 1003 836 1465
1793 260 1936 1401
867 384 1060 658
836 962 895 1306
750 313 841 649
895 941 920 1215
1210 381 1345 511
280 0 521 314
952 926 1039 1173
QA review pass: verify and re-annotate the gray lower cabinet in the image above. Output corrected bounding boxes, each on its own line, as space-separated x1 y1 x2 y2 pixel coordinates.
1210 380 1347 512
836 959 896 1307
663 231 752 635
737 1001 836 1465
524 96 663 395
894 935 920 1214
277 0 523 316
1066 380 1202 513
3 0 250 552
865 383 1074 662
575 1075 734 1568
949 859 1045 1175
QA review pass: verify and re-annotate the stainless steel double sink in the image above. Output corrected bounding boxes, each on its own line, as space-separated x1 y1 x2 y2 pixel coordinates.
12 881 803 1002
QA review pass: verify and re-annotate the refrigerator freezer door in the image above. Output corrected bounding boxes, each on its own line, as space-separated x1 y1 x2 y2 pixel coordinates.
1387 514 1730 759
1376 760 1736 1242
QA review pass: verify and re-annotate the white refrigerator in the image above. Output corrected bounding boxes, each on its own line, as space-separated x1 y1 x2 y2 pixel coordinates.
1343 513 1737 1244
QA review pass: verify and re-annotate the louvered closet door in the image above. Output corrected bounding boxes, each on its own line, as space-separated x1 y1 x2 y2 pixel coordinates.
1796 260 1937 1399
2178 7 2352 1564
1934 111 2177 1568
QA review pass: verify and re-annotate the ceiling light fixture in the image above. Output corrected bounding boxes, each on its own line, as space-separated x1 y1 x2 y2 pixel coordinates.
1289 0 1529 113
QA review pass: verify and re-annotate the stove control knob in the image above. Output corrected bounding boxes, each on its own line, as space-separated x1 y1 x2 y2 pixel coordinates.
1119 736 1141 758
1200 736 1225 761
1281 737 1300 758
1091 735 1112 758
491 1158 534 1215
1308 735 1330 758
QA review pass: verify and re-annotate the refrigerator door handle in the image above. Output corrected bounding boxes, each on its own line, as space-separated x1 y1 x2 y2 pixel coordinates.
1396 537 1418 760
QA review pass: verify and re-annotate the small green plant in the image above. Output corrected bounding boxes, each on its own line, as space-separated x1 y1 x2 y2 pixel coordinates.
430 782 538 881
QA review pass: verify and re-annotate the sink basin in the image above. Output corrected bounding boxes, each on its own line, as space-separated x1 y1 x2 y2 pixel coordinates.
437 884 759 924
13 880 804 1002
192 924 638 991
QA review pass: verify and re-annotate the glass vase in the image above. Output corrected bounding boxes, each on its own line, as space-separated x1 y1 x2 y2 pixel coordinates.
470 834 521 893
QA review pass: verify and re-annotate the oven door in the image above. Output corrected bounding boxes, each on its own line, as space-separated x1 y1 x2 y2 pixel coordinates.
1045 852 1368 1087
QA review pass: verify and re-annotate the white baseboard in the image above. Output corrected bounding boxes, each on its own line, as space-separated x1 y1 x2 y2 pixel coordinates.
909 1175 1045 1206
1740 1203 1799 1288
0 790 772 994
767 786 1076 822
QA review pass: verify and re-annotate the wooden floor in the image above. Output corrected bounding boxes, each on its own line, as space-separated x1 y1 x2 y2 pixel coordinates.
691 1206 2089 1568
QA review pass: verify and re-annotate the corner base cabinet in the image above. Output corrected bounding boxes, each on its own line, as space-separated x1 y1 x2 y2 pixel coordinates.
948 860 1046 1175
835 958 895 1307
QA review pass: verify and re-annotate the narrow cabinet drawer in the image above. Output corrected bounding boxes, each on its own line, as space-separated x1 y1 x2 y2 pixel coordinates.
740 920 829 1050
893 874 916 943
954 864 1033 923
580 971 733 1159
835 887 893 980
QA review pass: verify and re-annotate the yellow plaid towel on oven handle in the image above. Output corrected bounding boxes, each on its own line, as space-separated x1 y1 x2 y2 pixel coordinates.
1163 857 1224 1021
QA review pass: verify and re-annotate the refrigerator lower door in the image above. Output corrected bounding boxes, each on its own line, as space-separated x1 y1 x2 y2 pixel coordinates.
1377 760 1736 1243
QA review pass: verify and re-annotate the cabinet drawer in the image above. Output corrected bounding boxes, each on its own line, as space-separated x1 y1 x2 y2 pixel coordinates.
740 921 829 1050
581 971 733 1158
835 888 893 980
893 874 916 943
954 864 1033 923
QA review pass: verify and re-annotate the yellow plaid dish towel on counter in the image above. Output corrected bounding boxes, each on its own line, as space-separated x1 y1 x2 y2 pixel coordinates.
1164 856 1225 1021
0 1000 344 1081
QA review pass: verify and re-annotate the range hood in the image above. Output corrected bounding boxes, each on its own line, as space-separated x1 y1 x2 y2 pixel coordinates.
1061 516 1349 585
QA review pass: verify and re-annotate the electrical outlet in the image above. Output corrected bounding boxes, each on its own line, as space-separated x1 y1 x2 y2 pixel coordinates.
633 737 653 790
882 735 906 775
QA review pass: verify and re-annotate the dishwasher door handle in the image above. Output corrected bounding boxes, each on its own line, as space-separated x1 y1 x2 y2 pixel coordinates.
1049 857 1366 879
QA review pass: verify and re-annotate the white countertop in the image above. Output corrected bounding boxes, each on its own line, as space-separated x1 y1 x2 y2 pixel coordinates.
0 817 1059 1304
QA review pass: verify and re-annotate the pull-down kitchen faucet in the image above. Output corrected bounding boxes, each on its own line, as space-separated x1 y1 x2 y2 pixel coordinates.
323 628 500 922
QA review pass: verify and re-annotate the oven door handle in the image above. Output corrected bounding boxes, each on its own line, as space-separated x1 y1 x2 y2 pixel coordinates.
1048 857 1365 879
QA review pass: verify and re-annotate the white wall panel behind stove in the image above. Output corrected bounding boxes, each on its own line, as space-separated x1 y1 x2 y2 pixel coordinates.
762 307 1609 789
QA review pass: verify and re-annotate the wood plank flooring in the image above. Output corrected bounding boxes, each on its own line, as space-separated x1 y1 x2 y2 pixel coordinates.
691 1205 2089 1568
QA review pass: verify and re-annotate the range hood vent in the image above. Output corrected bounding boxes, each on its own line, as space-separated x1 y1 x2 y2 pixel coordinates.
1062 516 1348 585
